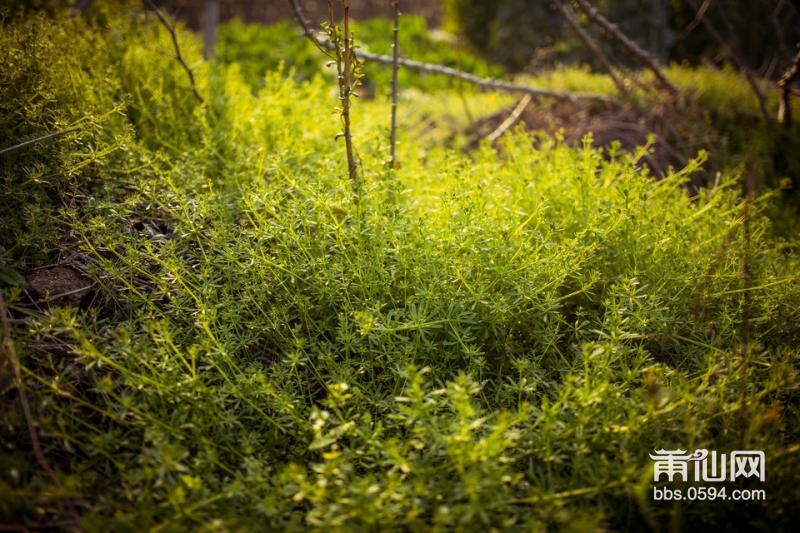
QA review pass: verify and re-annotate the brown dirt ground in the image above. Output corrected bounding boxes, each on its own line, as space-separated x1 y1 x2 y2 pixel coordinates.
470 98 688 178
25 265 93 308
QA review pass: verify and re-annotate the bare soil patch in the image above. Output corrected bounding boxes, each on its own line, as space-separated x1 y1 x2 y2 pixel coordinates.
25 265 93 308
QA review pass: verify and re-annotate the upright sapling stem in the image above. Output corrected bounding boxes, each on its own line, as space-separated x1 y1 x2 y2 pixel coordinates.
324 1 362 197
328 0 360 188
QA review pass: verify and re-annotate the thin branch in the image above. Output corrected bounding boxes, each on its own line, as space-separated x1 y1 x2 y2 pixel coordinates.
142 0 204 103
362 50 617 103
553 0 628 96
0 293 85 532
486 93 533 143
288 0 335 58
287 0 619 106
682 0 712 36
763 0 792 66
687 0 772 127
31 283 96 306
0 128 80 157
778 44 800 126
390 1 401 167
572 0 680 98
338 0 358 184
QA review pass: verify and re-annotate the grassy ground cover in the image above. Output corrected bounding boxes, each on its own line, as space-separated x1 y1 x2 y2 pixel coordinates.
1 5 799 532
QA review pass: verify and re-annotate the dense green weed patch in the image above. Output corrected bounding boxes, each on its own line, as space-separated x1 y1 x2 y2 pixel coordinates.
1 7 799 532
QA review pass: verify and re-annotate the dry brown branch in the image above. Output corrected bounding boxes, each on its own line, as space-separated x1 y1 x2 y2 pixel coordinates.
0 292 85 532
287 0 619 106
390 1 401 167
143 0 204 103
778 44 800 126
362 51 617 103
552 0 628 96
0 128 80 157
486 94 533 143
572 0 680 98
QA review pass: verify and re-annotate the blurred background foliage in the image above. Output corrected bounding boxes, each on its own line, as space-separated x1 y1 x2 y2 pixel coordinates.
444 0 800 74
5 1 798 78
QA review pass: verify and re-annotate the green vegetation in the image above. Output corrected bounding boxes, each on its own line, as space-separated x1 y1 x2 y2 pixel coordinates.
1 6 799 532
217 15 503 94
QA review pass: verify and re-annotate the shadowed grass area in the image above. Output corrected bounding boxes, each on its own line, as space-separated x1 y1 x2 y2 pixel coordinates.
1 5 799 532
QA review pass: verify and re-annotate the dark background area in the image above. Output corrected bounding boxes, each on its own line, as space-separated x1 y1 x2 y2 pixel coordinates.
151 0 442 28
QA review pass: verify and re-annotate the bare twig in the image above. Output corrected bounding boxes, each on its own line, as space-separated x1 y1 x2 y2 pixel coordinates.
288 0 335 58
0 128 80 158
366 51 617 103
142 0 204 103
764 0 793 66
390 1 401 167
0 293 85 532
778 44 800 126
553 0 628 96
31 283 96 306
486 93 533 143
682 0 712 36
288 0 619 106
714 0 774 126
573 0 680 98
686 0 773 127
